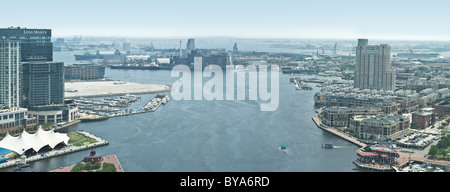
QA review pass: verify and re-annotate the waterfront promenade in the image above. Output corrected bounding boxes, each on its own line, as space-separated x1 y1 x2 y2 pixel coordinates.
311 109 367 148
312 108 450 170
0 130 108 170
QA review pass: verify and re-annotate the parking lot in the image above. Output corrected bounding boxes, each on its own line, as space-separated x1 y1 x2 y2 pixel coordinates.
395 131 442 149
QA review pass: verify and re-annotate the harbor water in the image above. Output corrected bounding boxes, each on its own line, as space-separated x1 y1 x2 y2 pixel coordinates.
2 50 446 172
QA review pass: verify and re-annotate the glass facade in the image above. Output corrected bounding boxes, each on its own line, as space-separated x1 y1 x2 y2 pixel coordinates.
23 61 65 107
0 27 52 62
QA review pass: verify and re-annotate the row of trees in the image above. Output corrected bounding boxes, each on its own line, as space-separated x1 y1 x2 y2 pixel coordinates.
428 134 450 160
0 122 54 138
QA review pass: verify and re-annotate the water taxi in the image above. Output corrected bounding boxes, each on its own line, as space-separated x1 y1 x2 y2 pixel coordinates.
322 143 334 148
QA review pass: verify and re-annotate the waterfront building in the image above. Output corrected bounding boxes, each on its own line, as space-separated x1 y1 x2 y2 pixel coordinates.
65 63 105 80
156 58 171 69
0 27 52 62
325 95 399 114
354 39 395 91
22 61 64 107
314 86 420 113
411 108 435 129
0 39 22 108
355 144 400 170
27 101 78 124
83 150 102 163
0 108 37 134
321 106 383 127
350 114 409 141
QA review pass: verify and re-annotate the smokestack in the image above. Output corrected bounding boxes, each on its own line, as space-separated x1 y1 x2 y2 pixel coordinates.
179 41 182 57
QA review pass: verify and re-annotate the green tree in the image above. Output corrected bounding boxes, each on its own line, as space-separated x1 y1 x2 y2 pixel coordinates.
71 163 84 172
428 145 439 157
98 163 117 172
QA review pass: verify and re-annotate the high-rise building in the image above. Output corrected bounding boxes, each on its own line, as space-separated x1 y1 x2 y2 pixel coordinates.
233 43 238 52
186 38 195 54
22 61 64 107
1 27 71 127
0 27 52 62
0 39 22 108
354 39 395 91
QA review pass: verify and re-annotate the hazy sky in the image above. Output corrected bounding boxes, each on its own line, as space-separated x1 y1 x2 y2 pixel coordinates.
2 0 450 40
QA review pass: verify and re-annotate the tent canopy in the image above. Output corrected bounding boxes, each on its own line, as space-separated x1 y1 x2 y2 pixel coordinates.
0 128 69 155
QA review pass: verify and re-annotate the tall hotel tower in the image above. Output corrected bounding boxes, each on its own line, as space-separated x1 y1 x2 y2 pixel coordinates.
0 27 63 108
0 39 21 108
354 39 396 91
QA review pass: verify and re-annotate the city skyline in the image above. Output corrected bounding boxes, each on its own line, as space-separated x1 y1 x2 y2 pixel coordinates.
1 0 450 41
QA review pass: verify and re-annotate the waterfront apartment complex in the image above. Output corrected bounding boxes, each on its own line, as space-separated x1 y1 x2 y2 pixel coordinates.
0 40 21 108
350 114 410 140
354 39 396 91
321 106 383 128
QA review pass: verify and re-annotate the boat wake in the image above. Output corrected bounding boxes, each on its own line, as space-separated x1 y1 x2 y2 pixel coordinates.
332 146 351 149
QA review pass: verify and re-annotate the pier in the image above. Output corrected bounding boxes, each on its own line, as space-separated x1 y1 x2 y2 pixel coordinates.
290 77 313 90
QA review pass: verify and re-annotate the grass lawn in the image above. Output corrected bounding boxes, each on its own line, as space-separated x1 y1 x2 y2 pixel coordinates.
68 132 98 147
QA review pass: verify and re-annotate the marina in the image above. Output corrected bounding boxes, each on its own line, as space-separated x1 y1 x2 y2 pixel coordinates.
76 93 170 119
290 77 313 90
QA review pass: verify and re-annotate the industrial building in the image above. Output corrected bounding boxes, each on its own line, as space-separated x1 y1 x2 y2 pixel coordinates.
65 63 105 81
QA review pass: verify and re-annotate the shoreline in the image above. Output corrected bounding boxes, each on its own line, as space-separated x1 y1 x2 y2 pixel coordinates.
310 110 367 148
311 109 450 170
